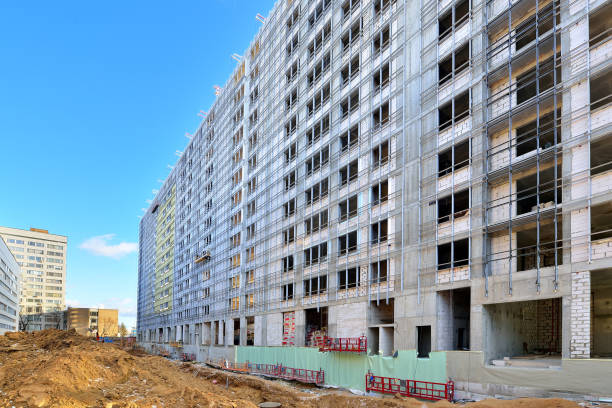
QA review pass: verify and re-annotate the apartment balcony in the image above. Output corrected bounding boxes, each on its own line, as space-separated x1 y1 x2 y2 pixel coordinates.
438 165 470 192
439 69 470 104
438 116 471 147
439 20 470 58
437 265 470 284
438 209 471 238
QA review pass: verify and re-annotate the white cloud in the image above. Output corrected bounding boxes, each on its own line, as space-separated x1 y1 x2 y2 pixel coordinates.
66 299 81 307
79 234 138 259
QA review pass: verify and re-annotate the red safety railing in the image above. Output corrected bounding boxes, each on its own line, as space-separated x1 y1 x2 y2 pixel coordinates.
206 359 249 373
248 363 325 385
365 373 454 402
319 336 367 353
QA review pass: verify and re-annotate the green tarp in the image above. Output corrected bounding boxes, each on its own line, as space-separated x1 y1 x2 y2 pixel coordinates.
236 346 447 391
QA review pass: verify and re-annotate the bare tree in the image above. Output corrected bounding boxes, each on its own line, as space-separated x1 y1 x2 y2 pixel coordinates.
118 323 128 338
99 317 116 337
18 314 32 332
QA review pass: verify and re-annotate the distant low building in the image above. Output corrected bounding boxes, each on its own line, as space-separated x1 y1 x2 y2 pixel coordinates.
25 307 118 336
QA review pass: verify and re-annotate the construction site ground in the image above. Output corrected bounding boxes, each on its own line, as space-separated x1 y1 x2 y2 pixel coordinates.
0 329 606 408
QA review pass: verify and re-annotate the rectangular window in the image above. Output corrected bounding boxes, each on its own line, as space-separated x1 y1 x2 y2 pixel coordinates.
339 159 359 186
341 18 362 52
285 115 298 137
372 101 390 129
285 142 297 164
338 267 360 289
438 0 468 41
303 275 328 296
305 209 329 235
308 0 331 29
286 33 299 58
282 283 294 300
370 259 388 283
341 54 360 86
303 242 328 266
340 90 359 117
306 114 330 146
308 20 332 57
373 25 390 55
284 198 296 218
338 230 358 255
438 91 469 131
283 255 294 272
284 171 296 191
438 43 469 85
307 52 331 88
285 87 299 111
307 82 331 116
340 124 359 152
437 189 469 223
438 140 470 176
373 63 390 92
306 146 330 176
286 60 299 84
283 226 296 245
371 219 388 244
372 140 389 167
339 194 359 220
305 178 329 205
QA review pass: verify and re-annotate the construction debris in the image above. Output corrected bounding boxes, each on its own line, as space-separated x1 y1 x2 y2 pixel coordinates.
0 330 588 408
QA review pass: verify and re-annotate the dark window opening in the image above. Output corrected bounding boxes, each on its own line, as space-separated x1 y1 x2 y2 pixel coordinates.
340 124 359 152
339 159 359 186
283 255 294 272
438 140 470 176
438 0 469 41
341 90 360 117
516 55 561 105
417 326 431 358
373 140 390 167
370 259 388 283
372 101 390 129
305 307 328 346
516 110 560 156
303 275 328 296
373 63 390 92
515 1 559 51
516 165 562 215
516 222 563 271
282 283 294 300
439 43 470 85
372 180 389 205
590 68 612 110
371 219 388 244
592 202 612 242
338 267 360 289
439 91 469 131
591 134 612 176
437 189 470 223
589 2 612 47
339 230 358 255
339 194 358 221
437 238 469 270
342 19 362 52
341 54 360 86
373 25 390 56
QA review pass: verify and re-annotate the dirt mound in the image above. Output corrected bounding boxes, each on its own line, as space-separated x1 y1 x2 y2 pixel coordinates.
0 330 584 408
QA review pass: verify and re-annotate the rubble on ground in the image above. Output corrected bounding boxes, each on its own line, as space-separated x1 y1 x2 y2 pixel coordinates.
0 329 586 408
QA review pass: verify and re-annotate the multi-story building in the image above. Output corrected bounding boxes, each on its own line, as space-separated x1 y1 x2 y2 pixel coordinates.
0 237 20 334
26 307 118 336
138 0 612 398
0 227 67 314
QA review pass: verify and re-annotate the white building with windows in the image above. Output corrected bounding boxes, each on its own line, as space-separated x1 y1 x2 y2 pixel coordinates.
0 227 67 314
0 236 20 334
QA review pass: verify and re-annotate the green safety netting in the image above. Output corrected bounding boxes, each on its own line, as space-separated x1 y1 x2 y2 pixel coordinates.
235 346 447 391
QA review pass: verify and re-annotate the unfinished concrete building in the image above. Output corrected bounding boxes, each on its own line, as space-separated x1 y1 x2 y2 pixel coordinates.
137 0 612 399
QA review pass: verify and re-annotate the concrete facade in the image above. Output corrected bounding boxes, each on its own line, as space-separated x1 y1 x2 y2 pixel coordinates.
0 226 67 314
137 0 612 398
0 237 20 334
27 307 118 336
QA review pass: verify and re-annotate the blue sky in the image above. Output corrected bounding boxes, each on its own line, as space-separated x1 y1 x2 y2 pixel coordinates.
0 0 276 329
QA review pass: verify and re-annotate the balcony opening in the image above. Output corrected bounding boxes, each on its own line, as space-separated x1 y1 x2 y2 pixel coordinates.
342 19 362 52
305 307 328 346
592 269 612 358
437 189 469 223
591 135 612 176
592 202 612 242
516 55 560 105
214 321 220 345
372 179 389 205
437 238 469 270
516 221 563 271
233 318 240 346
373 25 390 55
338 266 360 289
438 140 470 176
246 316 254 346
439 91 469 131
282 283 294 301
370 259 389 283
372 101 390 130
341 90 360 117
341 54 360 86
589 2 612 47
371 219 388 244
590 67 612 110
439 43 470 85
417 325 431 358
516 165 561 215
516 110 560 157
339 230 358 255
372 140 389 167
340 124 359 152
438 0 469 41
484 299 561 365
515 1 559 51
373 63 390 92
339 159 359 186
340 195 358 221
303 275 327 297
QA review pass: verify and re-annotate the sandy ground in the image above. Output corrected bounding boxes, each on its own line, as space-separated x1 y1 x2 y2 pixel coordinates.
0 329 590 408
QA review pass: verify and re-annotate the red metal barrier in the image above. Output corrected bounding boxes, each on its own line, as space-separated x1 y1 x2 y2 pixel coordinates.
248 363 325 385
319 336 367 353
365 373 454 402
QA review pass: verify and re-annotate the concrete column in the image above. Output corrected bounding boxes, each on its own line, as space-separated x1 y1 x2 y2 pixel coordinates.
240 316 247 346
294 309 305 347
211 321 217 345
218 321 224 345
226 319 234 346
570 271 591 358
255 315 266 346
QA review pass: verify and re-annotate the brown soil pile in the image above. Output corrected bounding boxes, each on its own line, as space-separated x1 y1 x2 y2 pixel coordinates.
0 329 582 408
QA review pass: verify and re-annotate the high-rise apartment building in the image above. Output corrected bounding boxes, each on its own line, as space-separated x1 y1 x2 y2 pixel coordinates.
0 227 67 314
138 0 612 398
0 237 20 334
